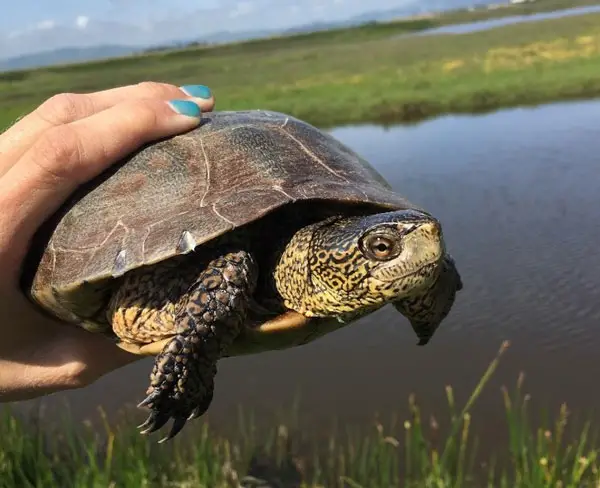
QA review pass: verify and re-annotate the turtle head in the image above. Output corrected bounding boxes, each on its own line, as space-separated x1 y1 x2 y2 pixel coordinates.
274 208 461 343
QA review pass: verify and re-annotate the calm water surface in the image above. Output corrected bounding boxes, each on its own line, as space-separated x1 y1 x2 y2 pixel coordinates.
16 99 600 446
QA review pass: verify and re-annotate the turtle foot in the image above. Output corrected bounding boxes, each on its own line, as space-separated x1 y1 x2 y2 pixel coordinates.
135 251 255 442
137 333 216 443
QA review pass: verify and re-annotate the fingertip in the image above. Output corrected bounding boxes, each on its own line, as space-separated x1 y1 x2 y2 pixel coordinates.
179 85 215 112
167 99 203 119
179 84 212 100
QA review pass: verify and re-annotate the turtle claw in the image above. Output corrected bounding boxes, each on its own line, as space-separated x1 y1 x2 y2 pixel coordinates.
187 405 205 420
137 392 159 409
136 355 215 441
158 416 188 443
138 400 205 442
138 410 171 435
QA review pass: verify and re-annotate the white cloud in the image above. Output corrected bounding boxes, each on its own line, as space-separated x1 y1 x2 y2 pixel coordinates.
36 20 56 30
75 16 90 30
229 1 255 18
6 18 56 40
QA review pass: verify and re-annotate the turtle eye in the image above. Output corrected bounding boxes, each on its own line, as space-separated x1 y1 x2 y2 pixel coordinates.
361 233 401 261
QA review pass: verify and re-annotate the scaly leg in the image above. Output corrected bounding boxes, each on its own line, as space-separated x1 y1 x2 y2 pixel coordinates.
136 250 258 442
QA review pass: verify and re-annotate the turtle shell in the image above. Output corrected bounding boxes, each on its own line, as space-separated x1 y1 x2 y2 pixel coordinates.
24 110 419 329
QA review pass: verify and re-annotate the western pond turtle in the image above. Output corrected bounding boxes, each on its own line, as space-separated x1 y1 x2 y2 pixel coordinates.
23 110 463 442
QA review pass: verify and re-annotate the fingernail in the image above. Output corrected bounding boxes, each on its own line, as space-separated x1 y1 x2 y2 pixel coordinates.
168 99 202 118
180 84 212 99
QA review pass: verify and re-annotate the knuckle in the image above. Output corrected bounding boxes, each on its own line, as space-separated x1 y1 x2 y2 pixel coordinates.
36 92 88 125
120 99 162 130
135 80 177 97
30 126 85 184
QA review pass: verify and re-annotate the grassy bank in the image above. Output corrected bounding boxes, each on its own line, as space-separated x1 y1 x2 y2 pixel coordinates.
1 342 598 487
2 7 600 130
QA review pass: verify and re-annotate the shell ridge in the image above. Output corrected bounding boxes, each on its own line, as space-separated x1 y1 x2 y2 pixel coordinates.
199 135 210 208
277 126 349 183
211 203 236 226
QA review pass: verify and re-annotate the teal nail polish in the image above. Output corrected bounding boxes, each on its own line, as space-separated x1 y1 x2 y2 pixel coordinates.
180 84 212 99
168 99 202 118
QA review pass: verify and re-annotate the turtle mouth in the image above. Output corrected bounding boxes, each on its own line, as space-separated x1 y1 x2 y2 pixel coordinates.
373 246 444 283
408 260 441 278
380 258 441 283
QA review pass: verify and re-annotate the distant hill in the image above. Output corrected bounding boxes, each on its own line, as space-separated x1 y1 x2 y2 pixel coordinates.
0 45 139 71
0 0 497 72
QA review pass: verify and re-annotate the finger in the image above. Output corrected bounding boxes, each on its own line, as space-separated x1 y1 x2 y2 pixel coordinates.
0 82 214 174
0 98 203 257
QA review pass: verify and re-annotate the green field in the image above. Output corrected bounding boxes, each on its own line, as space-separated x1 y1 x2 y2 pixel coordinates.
2 3 600 130
1 342 599 487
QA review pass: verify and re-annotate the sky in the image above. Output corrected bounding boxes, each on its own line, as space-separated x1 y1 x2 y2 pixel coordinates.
0 0 432 59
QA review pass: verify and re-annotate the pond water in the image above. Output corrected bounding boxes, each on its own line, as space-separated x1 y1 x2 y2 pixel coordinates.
15 98 600 452
414 4 600 36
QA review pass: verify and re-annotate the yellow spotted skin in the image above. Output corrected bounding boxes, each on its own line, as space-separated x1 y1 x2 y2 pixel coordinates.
274 210 450 324
108 256 192 345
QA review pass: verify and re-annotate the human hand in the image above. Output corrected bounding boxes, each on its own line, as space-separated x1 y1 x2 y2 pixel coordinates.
0 82 215 401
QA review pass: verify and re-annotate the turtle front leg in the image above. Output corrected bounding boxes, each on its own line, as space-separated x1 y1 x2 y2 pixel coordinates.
137 250 258 442
393 254 463 346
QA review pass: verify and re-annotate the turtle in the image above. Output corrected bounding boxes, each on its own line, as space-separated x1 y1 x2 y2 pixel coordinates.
22 109 463 443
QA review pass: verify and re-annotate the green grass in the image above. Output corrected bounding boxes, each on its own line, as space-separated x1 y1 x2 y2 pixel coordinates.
1 341 599 487
2 4 600 131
